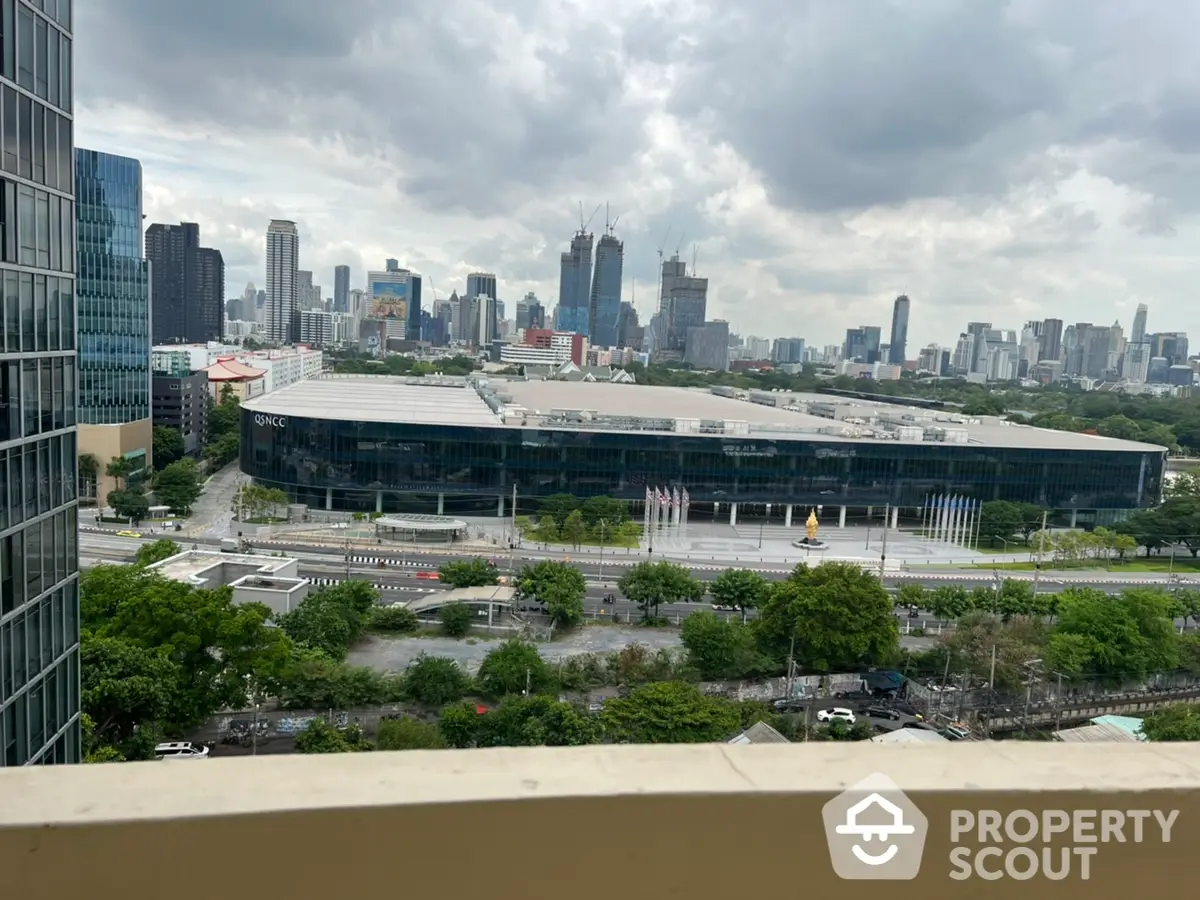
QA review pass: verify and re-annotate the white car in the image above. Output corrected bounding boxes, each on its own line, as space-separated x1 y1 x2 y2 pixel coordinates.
155 741 210 760
816 707 856 725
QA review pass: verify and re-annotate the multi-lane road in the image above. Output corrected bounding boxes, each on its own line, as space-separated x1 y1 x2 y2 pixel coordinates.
78 528 1200 626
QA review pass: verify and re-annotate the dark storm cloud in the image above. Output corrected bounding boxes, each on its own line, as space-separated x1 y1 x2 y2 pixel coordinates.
76 0 651 215
664 0 1070 213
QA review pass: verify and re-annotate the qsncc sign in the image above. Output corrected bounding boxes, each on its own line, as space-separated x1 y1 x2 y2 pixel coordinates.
254 414 287 428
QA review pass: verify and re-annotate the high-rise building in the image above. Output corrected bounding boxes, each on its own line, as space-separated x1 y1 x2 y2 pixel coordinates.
1039 318 1064 364
888 295 910 364
466 272 496 340
333 265 350 313
557 231 593 335
588 231 623 348
773 338 805 364
657 254 707 353
616 301 642 350
684 320 731 371
265 220 299 343
1131 304 1148 345
75 148 153 500
145 222 224 343
0 2 81 766
367 265 422 341
844 326 882 363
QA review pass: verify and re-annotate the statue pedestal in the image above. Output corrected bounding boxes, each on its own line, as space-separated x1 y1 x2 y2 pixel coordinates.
792 538 827 550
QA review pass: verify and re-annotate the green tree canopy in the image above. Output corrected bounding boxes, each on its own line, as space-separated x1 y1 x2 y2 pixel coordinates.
376 716 447 750
1141 703 1200 741
601 682 741 744
81 636 179 758
753 561 899 671
1048 587 1179 680
404 655 470 706
135 538 181 567
438 602 473 637
617 560 703 620
476 639 554 698
680 612 768 680
437 558 499 588
514 560 586 627
709 568 771 621
81 564 293 731
277 581 379 660
473 695 600 747
295 719 372 754
152 426 186 470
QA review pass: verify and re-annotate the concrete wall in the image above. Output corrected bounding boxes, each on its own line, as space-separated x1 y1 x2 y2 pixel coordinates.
77 418 154 506
0 744 1197 897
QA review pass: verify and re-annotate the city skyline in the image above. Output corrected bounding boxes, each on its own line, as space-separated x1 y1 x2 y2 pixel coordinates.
75 3 1200 348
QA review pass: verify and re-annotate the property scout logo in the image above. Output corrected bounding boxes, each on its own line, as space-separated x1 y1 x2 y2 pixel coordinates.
822 773 1178 881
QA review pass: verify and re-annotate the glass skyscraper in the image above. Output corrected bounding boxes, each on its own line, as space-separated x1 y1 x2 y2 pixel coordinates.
588 232 622 348
75 150 149 425
0 0 81 766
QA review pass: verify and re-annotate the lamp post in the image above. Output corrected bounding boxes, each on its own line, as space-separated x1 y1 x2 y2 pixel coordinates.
598 520 608 584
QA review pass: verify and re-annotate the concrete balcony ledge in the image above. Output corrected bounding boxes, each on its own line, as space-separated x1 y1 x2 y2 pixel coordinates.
2 744 1199 898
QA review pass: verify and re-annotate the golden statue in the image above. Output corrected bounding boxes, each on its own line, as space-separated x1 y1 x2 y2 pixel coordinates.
806 510 819 542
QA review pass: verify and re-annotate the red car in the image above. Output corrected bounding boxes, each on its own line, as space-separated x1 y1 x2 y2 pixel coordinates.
415 571 439 580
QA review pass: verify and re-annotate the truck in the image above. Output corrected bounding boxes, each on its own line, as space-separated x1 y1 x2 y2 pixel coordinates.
220 538 246 553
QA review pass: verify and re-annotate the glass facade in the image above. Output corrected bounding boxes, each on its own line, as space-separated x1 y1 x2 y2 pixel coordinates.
75 148 149 424
588 234 622 349
0 0 79 766
241 414 1165 519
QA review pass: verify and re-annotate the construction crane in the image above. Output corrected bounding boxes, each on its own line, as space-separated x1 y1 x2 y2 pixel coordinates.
578 201 601 235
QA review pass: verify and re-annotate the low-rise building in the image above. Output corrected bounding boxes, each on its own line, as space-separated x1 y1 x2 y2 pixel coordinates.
146 550 309 616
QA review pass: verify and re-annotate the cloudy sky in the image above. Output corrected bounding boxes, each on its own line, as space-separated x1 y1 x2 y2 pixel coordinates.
75 0 1200 350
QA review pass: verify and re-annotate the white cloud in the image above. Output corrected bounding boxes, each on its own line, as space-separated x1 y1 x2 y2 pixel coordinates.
73 0 1200 350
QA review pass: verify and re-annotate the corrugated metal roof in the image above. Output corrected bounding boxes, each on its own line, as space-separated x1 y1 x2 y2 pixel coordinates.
1054 722 1142 743
727 721 790 745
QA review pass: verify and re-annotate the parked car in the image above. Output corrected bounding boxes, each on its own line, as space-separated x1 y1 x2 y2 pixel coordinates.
116 529 142 538
155 741 209 760
943 722 973 741
816 707 856 724
832 689 872 701
865 704 901 720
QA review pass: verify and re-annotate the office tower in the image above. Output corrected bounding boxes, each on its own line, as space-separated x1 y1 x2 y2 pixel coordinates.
773 338 805 364
145 222 224 343
588 229 623 348
366 265 422 341
657 254 707 353
1123 342 1152 383
558 231 593 335
616 301 642 349
334 265 350 313
264 220 299 343
684 320 731 371
1039 318 1063 364
888 295 910 364
1131 304 1148 345
0 3 80 766
75 149 152 469
1151 332 1189 366
843 326 882 363
465 272 496 339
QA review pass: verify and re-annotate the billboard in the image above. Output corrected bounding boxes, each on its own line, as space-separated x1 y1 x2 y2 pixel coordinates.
370 281 408 321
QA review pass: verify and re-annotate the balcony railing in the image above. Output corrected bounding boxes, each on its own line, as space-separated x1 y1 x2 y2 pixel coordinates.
1 743 1198 897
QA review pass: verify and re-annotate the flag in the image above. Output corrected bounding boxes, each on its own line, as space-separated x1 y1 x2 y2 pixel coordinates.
682 487 690 507
673 487 681 510
645 485 652 505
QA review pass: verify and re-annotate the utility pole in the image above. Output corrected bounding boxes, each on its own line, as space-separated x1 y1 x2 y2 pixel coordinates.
1032 510 1047 596
878 505 890 580
1054 671 1064 733
508 483 518 577
758 518 765 550
598 520 607 584
525 666 532 697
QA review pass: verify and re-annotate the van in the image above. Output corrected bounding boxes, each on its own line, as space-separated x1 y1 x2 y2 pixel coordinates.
155 741 210 760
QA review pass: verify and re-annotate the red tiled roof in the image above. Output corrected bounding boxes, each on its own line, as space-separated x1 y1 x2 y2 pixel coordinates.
202 359 265 381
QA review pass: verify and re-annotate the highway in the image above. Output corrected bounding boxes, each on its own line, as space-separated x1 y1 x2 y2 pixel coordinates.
78 528 1200 629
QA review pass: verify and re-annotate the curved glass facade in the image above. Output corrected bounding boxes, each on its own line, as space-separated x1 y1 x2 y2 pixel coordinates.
75 148 149 425
241 412 1165 518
